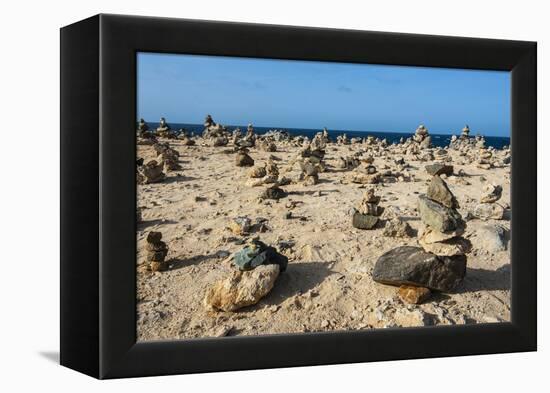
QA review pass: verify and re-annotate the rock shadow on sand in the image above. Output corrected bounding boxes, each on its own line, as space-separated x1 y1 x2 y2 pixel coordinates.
456 264 511 293
245 261 335 310
169 250 230 270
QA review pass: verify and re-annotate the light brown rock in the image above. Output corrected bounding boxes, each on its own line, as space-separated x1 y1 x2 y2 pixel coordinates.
417 225 464 244
398 285 432 304
473 203 505 220
418 236 471 256
204 264 280 312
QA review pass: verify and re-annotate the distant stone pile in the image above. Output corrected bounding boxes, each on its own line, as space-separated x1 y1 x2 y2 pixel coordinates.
412 124 431 149
156 117 176 138
202 114 229 146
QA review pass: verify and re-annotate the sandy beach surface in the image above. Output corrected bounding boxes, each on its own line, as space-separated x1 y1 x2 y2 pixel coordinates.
136 136 511 341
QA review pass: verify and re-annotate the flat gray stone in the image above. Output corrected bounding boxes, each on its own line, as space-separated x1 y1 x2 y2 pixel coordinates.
352 212 379 229
418 194 464 232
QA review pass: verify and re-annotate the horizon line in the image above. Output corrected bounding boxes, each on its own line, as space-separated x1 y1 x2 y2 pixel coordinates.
138 119 509 137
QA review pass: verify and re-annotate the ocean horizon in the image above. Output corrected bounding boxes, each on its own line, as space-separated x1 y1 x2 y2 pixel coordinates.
142 122 511 150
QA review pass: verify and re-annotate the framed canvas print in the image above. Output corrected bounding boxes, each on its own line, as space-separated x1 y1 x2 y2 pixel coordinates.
60 14 536 379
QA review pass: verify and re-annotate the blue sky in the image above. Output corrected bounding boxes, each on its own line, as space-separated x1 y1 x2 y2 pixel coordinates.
137 52 510 136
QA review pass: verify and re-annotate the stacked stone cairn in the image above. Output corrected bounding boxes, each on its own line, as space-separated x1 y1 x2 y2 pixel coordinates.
235 147 254 167
236 124 256 148
336 133 350 145
345 155 380 184
137 118 152 137
153 142 181 171
204 237 288 312
477 148 493 169
473 183 504 220
156 117 175 138
202 114 229 146
336 155 361 170
247 158 281 185
295 132 327 185
417 175 470 257
258 136 277 152
371 176 468 304
146 231 169 272
351 188 383 230
137 159 165 184
412 124 432 149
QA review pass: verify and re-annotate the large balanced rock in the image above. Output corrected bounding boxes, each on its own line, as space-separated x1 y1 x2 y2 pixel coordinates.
372 246 466 292
204 264 280 312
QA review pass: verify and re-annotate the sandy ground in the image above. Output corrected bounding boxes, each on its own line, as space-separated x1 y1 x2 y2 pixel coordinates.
136 138 511 341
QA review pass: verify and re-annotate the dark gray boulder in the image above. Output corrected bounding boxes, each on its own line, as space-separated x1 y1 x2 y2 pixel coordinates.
372 246 466 292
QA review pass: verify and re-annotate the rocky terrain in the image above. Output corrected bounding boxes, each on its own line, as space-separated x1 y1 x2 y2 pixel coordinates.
136 118 511 341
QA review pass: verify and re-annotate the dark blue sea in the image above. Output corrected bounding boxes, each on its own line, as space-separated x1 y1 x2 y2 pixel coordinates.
144 122 510 150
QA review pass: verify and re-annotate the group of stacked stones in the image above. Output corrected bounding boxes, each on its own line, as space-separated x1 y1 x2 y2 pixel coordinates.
235 124 257 148
247 158 284 187
137 118 155 139
156 117 177 139
351 188 383 230
336 154 361 170
417 175 470 256
474 183 504 220
295 131 327 186
202 114 230 146
257 136 277 152
145 231 169 272
372 175 468 304
450 125 486 151
153 141 181 172
137 159 165 184
477 147 494 169
412 124 432 148
345 155 381 184
204 237 288 312
336 133 350 145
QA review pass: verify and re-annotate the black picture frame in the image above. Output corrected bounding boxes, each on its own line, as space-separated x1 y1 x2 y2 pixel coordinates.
60 14 537 379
